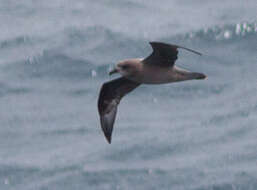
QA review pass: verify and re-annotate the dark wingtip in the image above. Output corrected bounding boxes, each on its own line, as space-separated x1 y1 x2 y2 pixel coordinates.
178 46 202 56
105 134 112 144
195 73 207 80
149 41 202 56
101 121 113 144
101 124 113 144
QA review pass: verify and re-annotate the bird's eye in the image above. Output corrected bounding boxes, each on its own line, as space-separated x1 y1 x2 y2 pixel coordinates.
122 65 129 69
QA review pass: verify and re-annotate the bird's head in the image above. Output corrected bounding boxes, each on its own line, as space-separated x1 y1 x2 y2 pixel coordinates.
109 60 139 77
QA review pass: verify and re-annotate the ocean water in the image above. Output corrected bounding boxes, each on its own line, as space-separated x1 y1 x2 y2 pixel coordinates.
0 0 257 189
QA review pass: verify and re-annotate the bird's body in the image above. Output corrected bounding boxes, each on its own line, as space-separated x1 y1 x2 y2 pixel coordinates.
98 42 206 143
122 59 201 84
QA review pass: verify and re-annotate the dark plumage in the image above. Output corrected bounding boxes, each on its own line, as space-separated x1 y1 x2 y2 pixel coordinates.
98 77 140 143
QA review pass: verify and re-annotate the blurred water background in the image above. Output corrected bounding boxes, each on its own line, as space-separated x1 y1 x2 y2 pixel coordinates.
0 0 256 189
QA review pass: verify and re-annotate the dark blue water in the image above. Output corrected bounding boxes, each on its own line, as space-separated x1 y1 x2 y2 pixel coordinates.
0 1 256 189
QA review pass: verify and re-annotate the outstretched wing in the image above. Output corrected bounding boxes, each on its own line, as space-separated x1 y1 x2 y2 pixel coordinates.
98 77 140 144
143 42 202 67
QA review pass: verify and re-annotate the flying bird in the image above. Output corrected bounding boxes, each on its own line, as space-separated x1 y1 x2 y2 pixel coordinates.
98 42 206 143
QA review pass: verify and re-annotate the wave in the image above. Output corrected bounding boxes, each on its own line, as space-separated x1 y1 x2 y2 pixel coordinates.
4 52 96 80
2 22 255 80
178 21 256 42
1 163 256 190
2 21 255 54
0 36 33 49
0 82 31 97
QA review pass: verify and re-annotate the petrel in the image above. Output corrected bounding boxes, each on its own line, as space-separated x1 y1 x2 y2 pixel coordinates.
98 42 206 143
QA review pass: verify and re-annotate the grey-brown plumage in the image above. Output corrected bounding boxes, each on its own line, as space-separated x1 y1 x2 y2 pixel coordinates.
98 42 206 144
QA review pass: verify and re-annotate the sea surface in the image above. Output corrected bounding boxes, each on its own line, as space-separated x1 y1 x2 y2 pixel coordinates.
0 0 257 189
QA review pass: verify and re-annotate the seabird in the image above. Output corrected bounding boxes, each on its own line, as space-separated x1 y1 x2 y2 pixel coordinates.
98 42 206 143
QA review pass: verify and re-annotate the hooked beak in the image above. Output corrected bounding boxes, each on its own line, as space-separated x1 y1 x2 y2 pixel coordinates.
109 68 118 75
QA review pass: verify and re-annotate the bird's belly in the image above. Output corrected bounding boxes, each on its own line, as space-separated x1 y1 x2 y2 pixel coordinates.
128 70 177 84
142 75 175 84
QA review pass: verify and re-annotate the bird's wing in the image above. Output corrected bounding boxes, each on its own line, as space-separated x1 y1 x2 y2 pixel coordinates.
98 77 140 144
143 42 202 67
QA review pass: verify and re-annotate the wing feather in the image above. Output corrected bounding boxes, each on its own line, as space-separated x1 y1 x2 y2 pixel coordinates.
98 77 140 143
143 42 202 67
